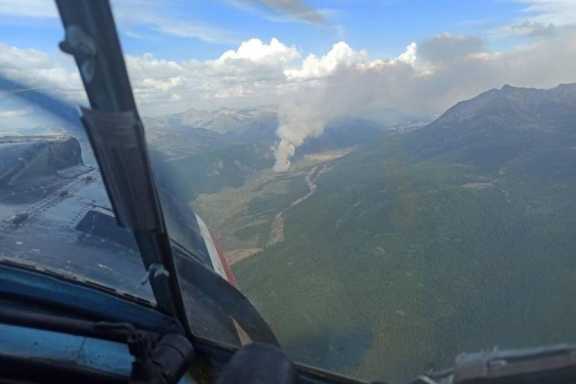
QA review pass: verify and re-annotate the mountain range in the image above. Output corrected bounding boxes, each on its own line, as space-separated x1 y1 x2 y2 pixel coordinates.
191 83 576 383
146 107 390 200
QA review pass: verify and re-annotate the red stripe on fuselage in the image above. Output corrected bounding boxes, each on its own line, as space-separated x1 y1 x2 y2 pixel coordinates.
212 234 237 286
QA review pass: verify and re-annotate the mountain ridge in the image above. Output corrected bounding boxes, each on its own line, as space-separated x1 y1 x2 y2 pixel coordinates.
432 83 576 128
221 82 576 383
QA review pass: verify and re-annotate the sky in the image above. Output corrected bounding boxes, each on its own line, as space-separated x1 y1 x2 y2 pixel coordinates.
0 0 560 58
0 0 575 169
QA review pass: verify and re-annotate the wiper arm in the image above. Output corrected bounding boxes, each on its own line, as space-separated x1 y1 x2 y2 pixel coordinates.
54 0 187 324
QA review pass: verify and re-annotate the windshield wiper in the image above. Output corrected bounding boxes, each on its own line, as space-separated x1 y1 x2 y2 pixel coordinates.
53 0 280 348
54 0 187 324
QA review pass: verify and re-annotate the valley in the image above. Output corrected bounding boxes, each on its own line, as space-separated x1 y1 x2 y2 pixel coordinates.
152 84 576 383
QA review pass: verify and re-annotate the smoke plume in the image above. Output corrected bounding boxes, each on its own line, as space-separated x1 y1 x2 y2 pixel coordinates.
271 29 576 171
272 42 417 171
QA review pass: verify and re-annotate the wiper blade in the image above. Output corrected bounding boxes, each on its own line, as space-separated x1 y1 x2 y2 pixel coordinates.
54 0 187 323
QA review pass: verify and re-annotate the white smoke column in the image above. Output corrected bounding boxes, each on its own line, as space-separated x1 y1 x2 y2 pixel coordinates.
272 41 418 171
273 42 363 171
273 96 327 171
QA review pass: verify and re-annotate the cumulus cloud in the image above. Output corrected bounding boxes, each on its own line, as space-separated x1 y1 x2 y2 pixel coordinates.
285 42 368 79
397 42 417 66
122 38 300 114
216 38 300 66
0 43 82 99
0 43 84 135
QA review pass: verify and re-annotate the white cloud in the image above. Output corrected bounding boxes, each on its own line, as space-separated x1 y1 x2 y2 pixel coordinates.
0 0 237 44
120 39 301 114
118 12 238 44
1 30 576 168
514 0 576 26
496 0 576 39
497 21 557 38
0 43 84 134
0 43 82 99
396 42 417 66
285 42 368 79
216 38 300 66
0 0 56 18
2 32 575 118
284 41 423 82
229 0 325 24
0 0 327 29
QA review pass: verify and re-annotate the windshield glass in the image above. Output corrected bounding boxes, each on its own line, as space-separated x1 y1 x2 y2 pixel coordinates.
125 1 576 381
0 5 154 302
123 0 576 379
4 0 576 382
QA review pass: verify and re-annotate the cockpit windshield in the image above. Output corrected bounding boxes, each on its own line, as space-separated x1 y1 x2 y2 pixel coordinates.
2 1 576 383
0 32 155 301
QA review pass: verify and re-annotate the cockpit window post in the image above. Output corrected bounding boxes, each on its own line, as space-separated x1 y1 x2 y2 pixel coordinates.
54 0 189 328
